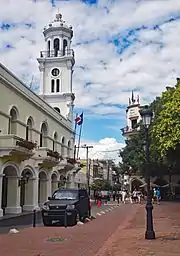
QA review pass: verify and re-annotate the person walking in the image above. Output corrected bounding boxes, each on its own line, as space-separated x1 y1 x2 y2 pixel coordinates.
152 188 157 204
137 190 142 204
156 187 161 204
116 192 120 204
121 190 127 204
132 189 138 203
112 191 116 202
129 192 133 204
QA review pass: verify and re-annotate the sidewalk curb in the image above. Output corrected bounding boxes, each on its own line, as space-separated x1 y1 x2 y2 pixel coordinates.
95 205 142 256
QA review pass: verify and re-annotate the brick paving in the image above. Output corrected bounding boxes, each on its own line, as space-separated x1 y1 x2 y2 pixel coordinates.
98 202 180 256
0 204 139 256
0 204 116 234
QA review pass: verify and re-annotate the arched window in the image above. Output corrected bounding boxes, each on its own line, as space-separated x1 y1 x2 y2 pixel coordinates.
54 107 60 113
67 140 71 157
63 39 67 56
9 107 18 134
61 137 65 156
54 38 59 57
51 80 55 92
53 132 58 151
56 79 60 92
40 122 48 147
26 117 33 141
47 40 50 57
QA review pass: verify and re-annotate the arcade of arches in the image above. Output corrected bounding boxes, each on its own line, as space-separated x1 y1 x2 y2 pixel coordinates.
129 176 180 199
0 162 64 217
130 178 144 192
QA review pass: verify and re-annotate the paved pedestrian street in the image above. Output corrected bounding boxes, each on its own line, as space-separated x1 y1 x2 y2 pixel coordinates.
0 203 119 234
100 202 180 256
0 202 180 256
0 204 138 256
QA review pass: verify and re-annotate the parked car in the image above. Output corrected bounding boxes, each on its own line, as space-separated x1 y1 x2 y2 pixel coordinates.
41 188 90 226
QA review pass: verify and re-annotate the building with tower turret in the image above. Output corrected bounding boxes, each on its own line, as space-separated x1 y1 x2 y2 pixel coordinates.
0 13 81 218
37 13 75 121
121 92 180 196
121 91 141 140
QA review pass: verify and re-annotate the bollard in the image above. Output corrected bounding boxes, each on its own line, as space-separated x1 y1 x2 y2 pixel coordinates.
33 209 36 228
64 210 67 228
88 207 91 218
89 199 92 217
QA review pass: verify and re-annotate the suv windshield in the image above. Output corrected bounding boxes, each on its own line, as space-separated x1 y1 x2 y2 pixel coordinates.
52 190 78 200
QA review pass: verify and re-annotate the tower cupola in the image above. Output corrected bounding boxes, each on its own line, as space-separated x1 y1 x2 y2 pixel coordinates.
37 13 75 121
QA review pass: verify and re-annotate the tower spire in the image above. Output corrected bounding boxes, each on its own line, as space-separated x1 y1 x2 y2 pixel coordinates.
137 94 140 104
129 98 131 105
131 90 135 104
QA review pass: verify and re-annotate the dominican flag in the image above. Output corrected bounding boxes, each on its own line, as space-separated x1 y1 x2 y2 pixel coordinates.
75 112 83 125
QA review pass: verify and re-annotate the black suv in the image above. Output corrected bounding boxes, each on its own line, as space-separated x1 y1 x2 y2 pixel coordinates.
41 188 90 226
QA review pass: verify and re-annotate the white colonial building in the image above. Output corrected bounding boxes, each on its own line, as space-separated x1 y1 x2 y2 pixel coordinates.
0 13 80 217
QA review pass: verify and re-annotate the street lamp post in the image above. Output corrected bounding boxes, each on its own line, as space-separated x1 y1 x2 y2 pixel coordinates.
139 105 155 240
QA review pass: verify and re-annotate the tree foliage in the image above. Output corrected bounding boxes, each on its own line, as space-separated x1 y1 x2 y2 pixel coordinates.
120 78 180 177
151 79 180 157
90 179 112 191
120 129 145 175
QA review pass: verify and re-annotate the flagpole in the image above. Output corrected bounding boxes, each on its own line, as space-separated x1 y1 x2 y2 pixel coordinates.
73 113 78 161
76 122 83 159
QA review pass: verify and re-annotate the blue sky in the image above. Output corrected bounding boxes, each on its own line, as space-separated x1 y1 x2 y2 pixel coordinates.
0 0 180 158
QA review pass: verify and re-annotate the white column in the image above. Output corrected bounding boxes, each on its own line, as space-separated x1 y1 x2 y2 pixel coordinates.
51 180 58 194
39 179 49 207
5 177 21 214
0 175 3 217
69 68 73 93
60 36 63 52
47 177 51 198
67 40 71 50
50 37 53 51
23 178 39 211
68 173 76 188
39 65 44 95
33 177 40 210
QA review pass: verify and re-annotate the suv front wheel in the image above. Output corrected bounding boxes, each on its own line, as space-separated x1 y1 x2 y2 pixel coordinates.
43 218 52 226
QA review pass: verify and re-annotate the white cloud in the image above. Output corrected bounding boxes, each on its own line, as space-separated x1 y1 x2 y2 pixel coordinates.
0 0 180 139
78 137 125 163
89 105 123 115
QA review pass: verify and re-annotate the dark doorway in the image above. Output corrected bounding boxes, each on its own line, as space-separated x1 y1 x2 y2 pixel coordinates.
1 176 8 215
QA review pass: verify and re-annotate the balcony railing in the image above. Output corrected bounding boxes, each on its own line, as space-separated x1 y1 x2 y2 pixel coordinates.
66 157 76 165
40 49 74 58
121 126 139 136
0 135 36 151
47 150 62 160
16 138 37 150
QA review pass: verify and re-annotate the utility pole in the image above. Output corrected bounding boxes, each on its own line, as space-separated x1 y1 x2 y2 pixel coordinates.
81 144 93 196
107 160 110 182
106 159 115 184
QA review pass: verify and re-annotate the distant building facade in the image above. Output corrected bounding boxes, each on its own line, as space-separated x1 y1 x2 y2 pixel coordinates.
73 159 113 189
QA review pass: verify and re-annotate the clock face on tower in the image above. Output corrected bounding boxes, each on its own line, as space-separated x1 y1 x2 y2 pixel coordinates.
51 68 60 77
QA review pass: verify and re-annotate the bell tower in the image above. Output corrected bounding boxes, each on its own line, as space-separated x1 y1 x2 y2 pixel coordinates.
37 13 75 120
121 91 141 140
